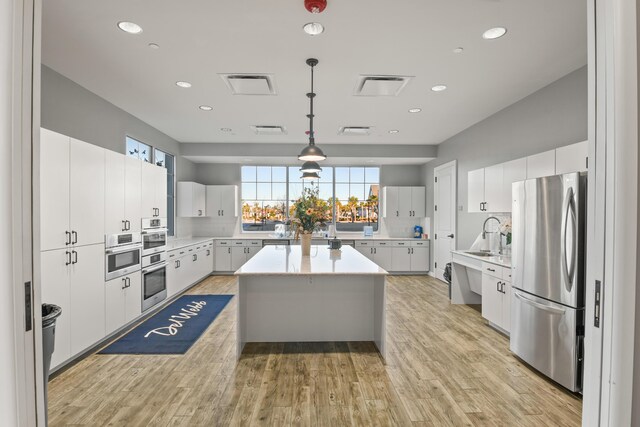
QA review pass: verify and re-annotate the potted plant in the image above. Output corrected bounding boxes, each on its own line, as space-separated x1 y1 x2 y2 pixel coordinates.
291 187 331 256
500 217 512 255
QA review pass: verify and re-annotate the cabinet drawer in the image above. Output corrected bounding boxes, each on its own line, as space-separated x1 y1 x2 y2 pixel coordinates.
411 240 429 247
247 240 262 247
216 240 231 246
375 241 391 247
355 241 374 247
391 241 410 247
482 262 502 278
232 240 245 246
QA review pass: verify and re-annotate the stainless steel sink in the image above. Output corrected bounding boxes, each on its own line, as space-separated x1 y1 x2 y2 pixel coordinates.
464 251 494 257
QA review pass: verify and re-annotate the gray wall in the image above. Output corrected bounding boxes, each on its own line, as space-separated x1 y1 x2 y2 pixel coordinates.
424 66 588 253
41 65 197 236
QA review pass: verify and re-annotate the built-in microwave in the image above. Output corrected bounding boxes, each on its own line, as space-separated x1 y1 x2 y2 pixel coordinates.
141 218 167 256
141 252 167 311
104 232 142 281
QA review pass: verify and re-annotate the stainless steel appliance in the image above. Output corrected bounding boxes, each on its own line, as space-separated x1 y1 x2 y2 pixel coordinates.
329 238 342 250
104 232 142 280
141 251 167 311
510 172 586 392
141 217 167 256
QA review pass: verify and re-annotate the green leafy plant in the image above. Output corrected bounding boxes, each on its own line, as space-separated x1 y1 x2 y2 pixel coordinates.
291 187 331 235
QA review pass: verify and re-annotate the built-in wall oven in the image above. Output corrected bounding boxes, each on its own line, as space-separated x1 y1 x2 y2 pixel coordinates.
105 232 142 281
141 217 167 256
141 251 168 311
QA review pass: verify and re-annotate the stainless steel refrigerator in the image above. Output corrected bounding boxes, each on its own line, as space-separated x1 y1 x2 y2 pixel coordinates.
510 172 586 392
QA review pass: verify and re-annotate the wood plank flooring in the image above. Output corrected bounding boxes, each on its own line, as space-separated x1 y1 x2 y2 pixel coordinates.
48 275 582 426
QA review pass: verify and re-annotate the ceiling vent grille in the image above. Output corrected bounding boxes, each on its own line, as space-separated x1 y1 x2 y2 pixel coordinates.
220 74 277 95
354 75 413 96
250 125 287 135
338 126 372 136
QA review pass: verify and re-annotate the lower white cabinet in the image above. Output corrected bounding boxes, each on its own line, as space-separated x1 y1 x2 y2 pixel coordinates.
356 240 430 273
391 242 412 272
41 244 106 369
215 240 261 271
105 272 142 335
167 241 214 297
481 265 511 333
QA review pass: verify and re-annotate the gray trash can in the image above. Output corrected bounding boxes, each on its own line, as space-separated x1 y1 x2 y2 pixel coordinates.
42 303 62 423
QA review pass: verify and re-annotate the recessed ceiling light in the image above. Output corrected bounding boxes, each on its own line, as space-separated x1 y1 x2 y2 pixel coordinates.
221 128 232 132
431 85 447 92
148 43 160 49
389 130 400 134
482 27 507 40
117 21 143 34
199 105 213 111
176 81 192 88
408 108 422 113
453 47 464 54
303 22 324 36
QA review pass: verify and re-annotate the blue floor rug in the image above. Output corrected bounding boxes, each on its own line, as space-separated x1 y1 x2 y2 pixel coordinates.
99 294 233 355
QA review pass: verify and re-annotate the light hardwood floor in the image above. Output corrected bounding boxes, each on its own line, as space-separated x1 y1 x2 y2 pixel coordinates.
48 275 582 426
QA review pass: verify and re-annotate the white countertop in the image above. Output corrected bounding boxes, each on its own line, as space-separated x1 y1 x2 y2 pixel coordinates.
167 237 214 251
451 250 511 268
235 245 388 276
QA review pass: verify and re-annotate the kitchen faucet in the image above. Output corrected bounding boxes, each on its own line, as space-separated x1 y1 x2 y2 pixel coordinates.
482 216 503 255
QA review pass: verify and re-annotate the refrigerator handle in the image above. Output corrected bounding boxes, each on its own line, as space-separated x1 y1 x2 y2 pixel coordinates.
561 187 576 293
514 291 566 315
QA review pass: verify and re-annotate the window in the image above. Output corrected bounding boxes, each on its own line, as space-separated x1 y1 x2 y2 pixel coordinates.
240 165 379 233
335 167 379 232
125 136 177 236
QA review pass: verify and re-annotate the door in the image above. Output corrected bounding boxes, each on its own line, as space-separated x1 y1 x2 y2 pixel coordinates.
501 158 527 213
382 187 398 218
40 128 70 251
206 186 221 217
69 138 105 246
154 166 168 218
215 246 232 271
69 244 106 355
481 274 502 326
467 168 485 213
411 187 425 217
355 243 374 261
219 185 237 217
105 276 126 334
194 183 206 216
231 246 247 271
410 246 430 272
124 273 142 323
246 245 260 261
484 164 503 212
374 246 393 272
167 257 181 297
141 162 157 218
398 187 412 217
40 249 71 369
124 157 142 232
510 289 581 392
105 151 125 235
434 161 457 281
203 247 214 275
391 246 411 272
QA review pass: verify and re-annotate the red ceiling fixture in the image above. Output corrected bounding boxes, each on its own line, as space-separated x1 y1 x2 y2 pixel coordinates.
304 0 327 14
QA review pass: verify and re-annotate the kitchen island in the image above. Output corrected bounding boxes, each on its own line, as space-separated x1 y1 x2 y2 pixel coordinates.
234 245 388 359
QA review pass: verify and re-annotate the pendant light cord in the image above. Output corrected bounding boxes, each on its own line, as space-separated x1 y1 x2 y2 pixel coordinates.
308 61 316 145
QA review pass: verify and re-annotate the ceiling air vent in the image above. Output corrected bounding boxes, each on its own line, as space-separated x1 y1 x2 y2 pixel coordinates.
250 125 287 135
338 126 372 136
354 75 413 96
220 74 277 95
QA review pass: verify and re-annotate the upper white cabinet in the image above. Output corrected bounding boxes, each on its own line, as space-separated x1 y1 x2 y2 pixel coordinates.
555 141 588 174
467 168 485 213
468 166 506 213
41 129 104 250
526 150 555 179
381 186 425 218
105 153 142 233
141 161 167 219
177 181 206 217
501 158 527 212
206 185 238 218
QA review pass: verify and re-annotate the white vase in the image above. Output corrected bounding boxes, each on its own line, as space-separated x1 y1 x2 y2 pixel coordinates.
301 233 312 256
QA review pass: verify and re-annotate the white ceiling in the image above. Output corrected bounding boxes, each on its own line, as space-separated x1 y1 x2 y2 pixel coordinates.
42 0 587 145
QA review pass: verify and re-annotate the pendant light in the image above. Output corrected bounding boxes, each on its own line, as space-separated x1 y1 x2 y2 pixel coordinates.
301 171 320 180
298 58 327 161
300 161 322 173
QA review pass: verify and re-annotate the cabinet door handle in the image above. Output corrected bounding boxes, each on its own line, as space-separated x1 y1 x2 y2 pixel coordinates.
501 282 506 294
228 247 231 254
72 250 78 264
65 251 71 266
71 231 78 244
221 210 224 216
126 220 131 230
122 220 126 231
396 210 399 217
374 248 377 254
496 281 501 292
411 248 414 254
487 268 495 272
122 277 127 289
65 231 71 246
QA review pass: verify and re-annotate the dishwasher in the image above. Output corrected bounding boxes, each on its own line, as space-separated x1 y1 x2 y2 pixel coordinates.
262 239 290 247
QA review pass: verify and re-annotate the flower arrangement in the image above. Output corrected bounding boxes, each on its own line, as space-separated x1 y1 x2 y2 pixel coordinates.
291 187 331 238
500 217 512 245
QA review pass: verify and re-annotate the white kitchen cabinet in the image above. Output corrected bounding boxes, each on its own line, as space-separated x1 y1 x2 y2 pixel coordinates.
410 241 430 272
40 129 105 250
355 241 375 261
501 158 527 213
69 244 106 355
481 266 511 333
105 153 142 234
215 245 232 271
105 272 142 335
167 254 184 297
391 244 412 272
177 181 206 217
141 162 167 219
467 168 485 213
41 129 71 251
214 240 260 271
381 186 426 218
40 248 71 369
484 164 503 213
231 246 247 271
206 185 238 218
555 141 588 174
526 150 555 179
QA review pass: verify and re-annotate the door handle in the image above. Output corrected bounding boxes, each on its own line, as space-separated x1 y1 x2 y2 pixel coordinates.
122 220 126 231
72 250 78 264
65 251 71 266
65 231 71 246
126 220 131 230
561 187 577 293
496 281 500 292
122 277 127 289
228 247 231 254
447 234 454 238
127 277 131 288
71 230 78 244
411 248 414 254
396 210 399 217
513 291 566 315
218 210 220 216
221 210 224 216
